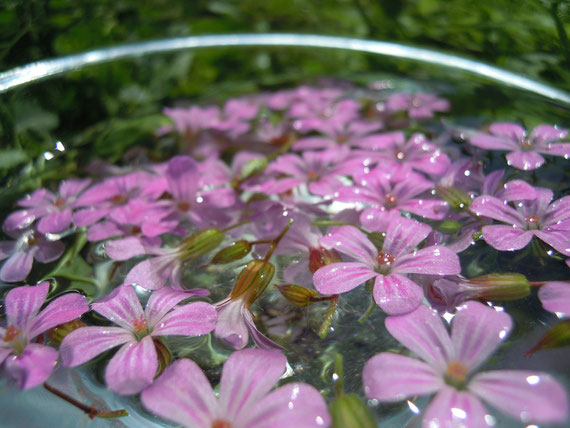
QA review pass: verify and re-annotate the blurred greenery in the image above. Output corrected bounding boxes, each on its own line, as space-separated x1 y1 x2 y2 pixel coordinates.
0 0 569 208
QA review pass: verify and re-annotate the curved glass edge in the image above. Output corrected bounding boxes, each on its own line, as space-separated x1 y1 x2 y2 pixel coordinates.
1 33 570 106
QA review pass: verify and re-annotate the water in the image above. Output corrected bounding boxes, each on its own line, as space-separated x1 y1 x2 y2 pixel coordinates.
1 55 569 427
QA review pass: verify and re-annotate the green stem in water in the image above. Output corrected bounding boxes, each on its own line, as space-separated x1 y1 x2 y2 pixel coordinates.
358 298 376 323
48 273 100 288
264 218 294 261
319 294 339 339
334 353 344 397
43 383 128 419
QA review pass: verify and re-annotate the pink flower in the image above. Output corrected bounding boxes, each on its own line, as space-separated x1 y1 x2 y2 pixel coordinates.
141 349 330 428
0 282 88 389
60 284 216 395
470 123 569 170
385 92 450 120
538 281 570 318
470 187 570 255
3 179 91 234
363 302 568 426
313 218 460 314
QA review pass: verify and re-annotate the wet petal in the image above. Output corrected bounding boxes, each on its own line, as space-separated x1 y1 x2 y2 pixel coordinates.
538 281 570 317
151 302 217 337
383 217 431 258
320 225 377 265
5 282 49 329
535 228 570 256
363 352 442 401
219 349 286 421
4 344 58 390
385 303 453 372
92 284 144 330
470 195 524 226
395 246 461 276
313 262 376 295
37 209 72 234
145 287 208 327
451 301 512 372
373 273 424 315
470 370 568 424
214 299 249 349
29 292 89 338
506 151 545 170
105 335 158 395
0 249 35 283
422 386 492 428
481 225 533 251
240 383 330 428
60 326 133 367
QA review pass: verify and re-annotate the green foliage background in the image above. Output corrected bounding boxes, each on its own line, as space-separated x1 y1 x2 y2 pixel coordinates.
1 0 569 206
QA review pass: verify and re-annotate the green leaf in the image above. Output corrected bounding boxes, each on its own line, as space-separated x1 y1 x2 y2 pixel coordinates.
0 149 28 169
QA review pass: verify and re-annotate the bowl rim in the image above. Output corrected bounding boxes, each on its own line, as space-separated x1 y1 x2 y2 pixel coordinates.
1 33 569 105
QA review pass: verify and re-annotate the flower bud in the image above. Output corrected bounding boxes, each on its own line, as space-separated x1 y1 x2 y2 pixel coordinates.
180 228 225 258
231 259 275 305
153 337 172 376
277 284 318 307
469 272 531 301
309 246 342 273
211 240 252 264
435 185 472 212
48 319 87 346
239 157 268 180
330 394 376 428
435 220 462 234
527 320 570 355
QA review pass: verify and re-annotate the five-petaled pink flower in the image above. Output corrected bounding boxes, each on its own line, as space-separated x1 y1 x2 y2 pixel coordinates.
313 218 461 314
141 348 331 428
470 123 569 170
60 284 216 395
363 301 568 426
0 282 89 389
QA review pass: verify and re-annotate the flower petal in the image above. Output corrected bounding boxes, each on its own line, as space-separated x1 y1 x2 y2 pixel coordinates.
105 335 158 395
481 225 534 252
3 344 58 389
141 359 217 428
363 352 442 401
422 386 492 428
395 246 461 276
29 292 89 338
151 302 217 337
373 273 424 315
535 228 570 256
37 209 72 234
506 151 545 170
5 282 49 330
470 195 524 226
240 383 330 428
60 326 133 367
214 298 249 349
145 287 208 327
451 301 512 372
313 262 376 295
470 370 569 424
92 284 144 330
219 349 286 421
538 281 570 317
320 225 377 265
0 248 35 283
385 304 453 372
383 217 431 258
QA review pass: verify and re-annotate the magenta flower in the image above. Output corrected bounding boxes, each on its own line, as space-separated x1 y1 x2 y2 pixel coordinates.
313 218 460 314
363 302 568 426
0 282 88 389
538 281 570 318
470 123 569 170
385 92 450 120
0 228 65 283
3 179 91 234
141 349 330 428
60 284 216 395
470 187 570 255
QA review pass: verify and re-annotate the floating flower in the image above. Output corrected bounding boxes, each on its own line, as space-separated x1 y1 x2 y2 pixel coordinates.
470 187 570 255
0 282 89 389
363 302 568 426
538 281 570 318
313 218 460 314
385 92 450 120
470 123 569 170
60 284 216 395
141 348 330 428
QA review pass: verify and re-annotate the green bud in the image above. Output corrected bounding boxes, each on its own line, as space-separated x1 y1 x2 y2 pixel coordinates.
48 319 87 345
231 260 275 305
308 247 342 273
211 240 252 264
435 220 462 234
153 337 172 377
277 284 319 307
366 232 385 251
330 394 376 428
240 157 268 180
180 228 225 259
527 320 570 355
435 185 472 212
469 273 531 300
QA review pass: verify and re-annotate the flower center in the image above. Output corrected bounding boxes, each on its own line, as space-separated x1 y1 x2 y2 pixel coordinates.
336 134 348 144
395 150 406 161
384 193 398 208
445 361 468 389
177 201 191 212
2 325 21 342
375 251 395 274
111 194 127 205
307 170 320 181
525 215 540 229
132 315 149 339
411 97 422 108
519 137 534 151
54 197 66 208
211 420 233 428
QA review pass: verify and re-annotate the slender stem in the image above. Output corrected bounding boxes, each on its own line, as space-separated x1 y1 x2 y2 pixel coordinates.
43 383 128 419
221 219 251 233
334 353 344 397
551 1 570 64
358 297 376 323
48 273 100 287
318 294 339 338
264 218 294 261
